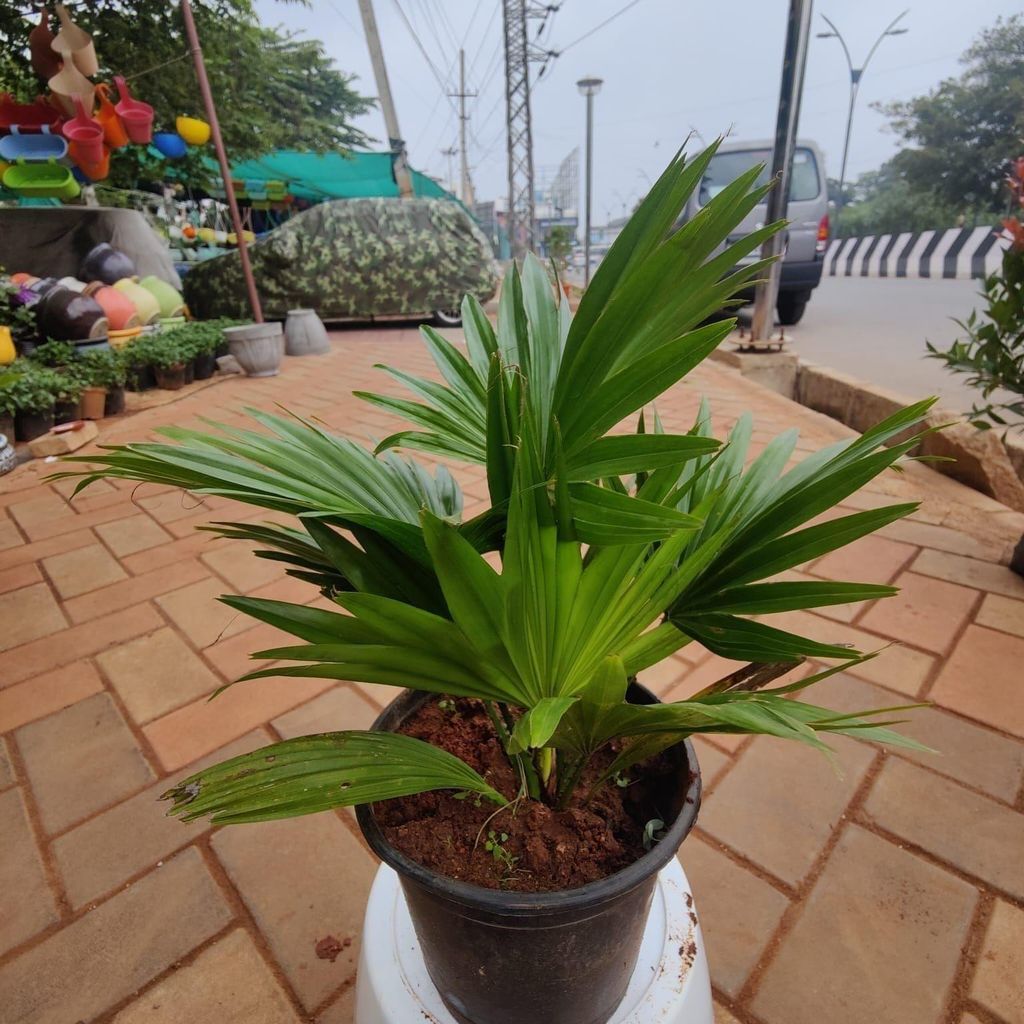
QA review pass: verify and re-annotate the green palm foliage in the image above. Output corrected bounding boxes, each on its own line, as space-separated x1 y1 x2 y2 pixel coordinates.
58 141 933 826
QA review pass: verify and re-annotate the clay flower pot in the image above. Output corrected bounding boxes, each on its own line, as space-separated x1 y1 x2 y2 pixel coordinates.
83 282 140 331
224 323 284 377
80 243 136 285
81 386 106 420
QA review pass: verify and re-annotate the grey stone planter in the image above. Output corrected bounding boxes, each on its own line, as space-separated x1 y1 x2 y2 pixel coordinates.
284 309 331 356
224 323 284 378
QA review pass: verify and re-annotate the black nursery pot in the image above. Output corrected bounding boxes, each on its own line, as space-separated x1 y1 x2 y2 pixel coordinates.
155 364 186 391
54 398 81 424
104 387 126 416
192 351 217 380
356 685 702 1024
125 364 156 392
15 406 54 442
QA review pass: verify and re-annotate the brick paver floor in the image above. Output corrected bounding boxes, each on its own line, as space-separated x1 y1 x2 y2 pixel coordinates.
2 327 1024 1024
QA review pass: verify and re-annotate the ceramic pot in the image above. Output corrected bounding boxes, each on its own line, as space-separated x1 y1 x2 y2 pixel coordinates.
83 282 140 330
27 276 62 299
14 407 54 442
224 323 284 377
107 326 143 351
58 276 87 293
81 386 106 420
35 286 108 341
80 243 136 285
0 430 15 475
284 308 330 356
113 278 161 325
139 276 185 318
0 326 15 366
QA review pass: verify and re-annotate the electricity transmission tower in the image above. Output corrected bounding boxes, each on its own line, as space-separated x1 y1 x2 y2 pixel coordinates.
502 1 550 259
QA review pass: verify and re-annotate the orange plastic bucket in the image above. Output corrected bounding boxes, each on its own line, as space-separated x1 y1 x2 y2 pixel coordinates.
94 85 129 149
113 76 154 144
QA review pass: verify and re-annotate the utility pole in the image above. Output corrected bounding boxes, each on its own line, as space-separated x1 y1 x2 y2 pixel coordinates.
448 49 477 207
577 77 602 288
502 0 536 259
180 0 262 322
749 0 814 343
357 0 414 199
441 145 457 195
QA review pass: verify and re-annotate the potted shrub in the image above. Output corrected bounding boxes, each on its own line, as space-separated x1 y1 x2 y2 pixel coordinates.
78 348 127 419
123 337 157 392
138 334 190 391
0 370 17 440
59 145 933 1024
9 363 60 440
52 367 83 424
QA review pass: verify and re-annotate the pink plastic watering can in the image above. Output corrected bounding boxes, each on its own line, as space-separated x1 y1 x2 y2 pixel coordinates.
62 97 103 165
113 77 154 144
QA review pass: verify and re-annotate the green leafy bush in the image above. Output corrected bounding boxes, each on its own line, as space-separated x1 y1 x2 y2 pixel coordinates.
57 142 933 829
29 340 77 368
4 363 65 413
79 349 127 390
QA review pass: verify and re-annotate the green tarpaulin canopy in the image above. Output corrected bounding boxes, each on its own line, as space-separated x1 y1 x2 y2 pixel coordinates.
207 150 454 203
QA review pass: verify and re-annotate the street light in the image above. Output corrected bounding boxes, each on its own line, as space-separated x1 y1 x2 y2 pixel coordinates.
577 76 603 287
817 10 909 228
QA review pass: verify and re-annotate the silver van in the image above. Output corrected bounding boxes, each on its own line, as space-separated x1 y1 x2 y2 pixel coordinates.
681 138 830 324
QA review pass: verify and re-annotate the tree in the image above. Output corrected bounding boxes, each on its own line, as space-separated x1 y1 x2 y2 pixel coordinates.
546 225 573 273
876 15 1024 212
0 2 373 189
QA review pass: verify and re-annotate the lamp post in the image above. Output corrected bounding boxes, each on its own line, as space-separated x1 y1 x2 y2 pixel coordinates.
577 76 602 287
817 10 908 228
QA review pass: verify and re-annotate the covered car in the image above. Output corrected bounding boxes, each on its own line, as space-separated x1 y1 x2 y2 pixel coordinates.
182 196 498 323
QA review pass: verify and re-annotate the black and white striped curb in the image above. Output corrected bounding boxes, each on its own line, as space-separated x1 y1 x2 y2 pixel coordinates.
825 226 1011 280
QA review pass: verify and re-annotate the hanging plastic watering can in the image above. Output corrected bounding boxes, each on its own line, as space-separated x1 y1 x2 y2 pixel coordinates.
62 97 104 165
51 3 99 77
153 132 188 159
2 159 80 200
29 8 62 82
94 85 129 149
0 126 67 162
72 143 111 182
48 61 94 117
175 115 210 146
113 77 154 144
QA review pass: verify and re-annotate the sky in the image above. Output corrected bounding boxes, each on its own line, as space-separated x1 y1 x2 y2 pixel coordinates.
254 0 1020 224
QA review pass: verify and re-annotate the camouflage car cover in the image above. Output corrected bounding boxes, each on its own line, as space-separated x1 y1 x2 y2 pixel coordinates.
183 197 498 320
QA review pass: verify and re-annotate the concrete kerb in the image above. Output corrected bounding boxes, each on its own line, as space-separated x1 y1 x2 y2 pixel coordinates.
709 344 1024 516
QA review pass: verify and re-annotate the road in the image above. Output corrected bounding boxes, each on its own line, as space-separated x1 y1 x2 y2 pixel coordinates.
758 275 994 415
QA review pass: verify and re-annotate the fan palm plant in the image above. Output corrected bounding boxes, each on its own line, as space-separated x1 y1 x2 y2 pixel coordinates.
58 141 932 826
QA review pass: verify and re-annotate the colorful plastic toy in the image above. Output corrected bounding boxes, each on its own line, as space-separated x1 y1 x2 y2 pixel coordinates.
113 77 154 144
175 115 211 146
0 126 67 162
51 3 99 77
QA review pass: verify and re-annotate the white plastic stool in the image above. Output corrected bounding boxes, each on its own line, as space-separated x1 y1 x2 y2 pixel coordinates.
355 858 713 1024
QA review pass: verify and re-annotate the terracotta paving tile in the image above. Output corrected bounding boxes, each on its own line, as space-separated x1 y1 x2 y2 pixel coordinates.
930 625 1024 737
0 602 162 687
859 571 978 654
352 680 403 710
698 734 874 887
975 592 1024 639
0 662 104 734
823 675 1024 803
690 736 732 789
42 542 127 600
211 811 377 1011
272 684 379 738
751 825 977 1024
912 548 1024 600
155 575 241 648
144 675 333 771
664 653 749 702
121 529 226 575
0 848 232 1024
636 653 690 698
712 1004 742 1024
0 516 23 551
24 502 142 542
879 517 1003 560
7 492 72 537
50 476 116 500
94 513 173 557
201 541 284 592
96 627 222 724
0 787 58 957
679 837 789 996
0 582 67 653
110 927 302 1024
17 692 155 834
315 988 355 1024
759 609 936 697
201 622 298 681
136 490 216 524
810 533 917 585
0 737 13 788
53 730 270 909
0 527 95 572
863 758 1024 899
970 900 1024 1021
0 561 41 595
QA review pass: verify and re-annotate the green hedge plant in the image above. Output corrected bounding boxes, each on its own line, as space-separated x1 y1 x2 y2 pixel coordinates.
57 142 934 827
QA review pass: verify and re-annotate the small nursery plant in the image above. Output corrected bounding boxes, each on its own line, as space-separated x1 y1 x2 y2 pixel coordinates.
59 143 932 871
